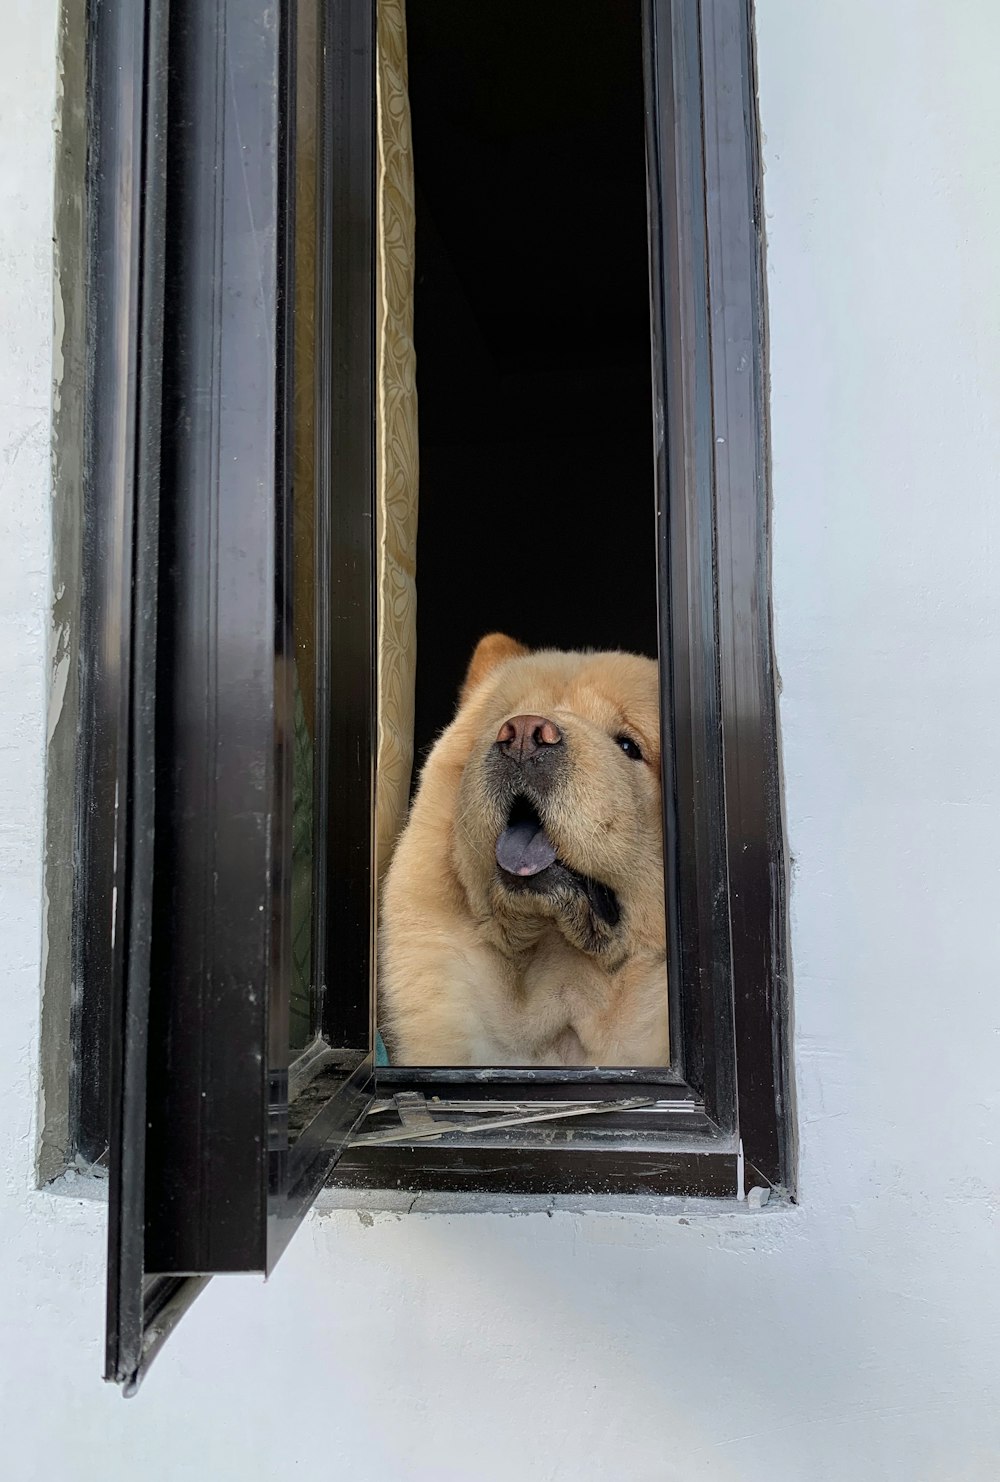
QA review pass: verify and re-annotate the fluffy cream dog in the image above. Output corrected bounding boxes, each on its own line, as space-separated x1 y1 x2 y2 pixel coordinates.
379 635 669 1065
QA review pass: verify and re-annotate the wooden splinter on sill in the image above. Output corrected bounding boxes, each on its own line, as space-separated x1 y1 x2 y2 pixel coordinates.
349 1091 657 1147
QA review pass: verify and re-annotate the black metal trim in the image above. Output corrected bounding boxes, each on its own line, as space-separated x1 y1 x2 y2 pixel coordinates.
265 0 379 1274
336 1144 741 1200
84 0 171 1387
320 0 378 1054
700 0 791 1188
375 1066 689 1092
122 1276 210 1397
647 0 736 1131
269 1054 373 1265
142 0 284 1278
74 0 147 1174
643 0 686 1105
142 0 378 1282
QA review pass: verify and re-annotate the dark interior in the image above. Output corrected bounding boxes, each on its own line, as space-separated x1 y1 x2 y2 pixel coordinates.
407 0 656 775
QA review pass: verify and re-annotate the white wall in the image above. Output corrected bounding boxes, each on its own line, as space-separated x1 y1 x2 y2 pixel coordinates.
3 1 1000 1477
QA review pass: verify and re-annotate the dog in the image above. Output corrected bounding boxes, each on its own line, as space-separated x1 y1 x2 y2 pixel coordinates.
379 634 669 1065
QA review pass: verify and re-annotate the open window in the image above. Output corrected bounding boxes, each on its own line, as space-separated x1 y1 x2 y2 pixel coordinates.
74 0 790 1391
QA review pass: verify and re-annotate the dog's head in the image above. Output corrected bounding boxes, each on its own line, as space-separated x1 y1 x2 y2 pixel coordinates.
432 634 665 963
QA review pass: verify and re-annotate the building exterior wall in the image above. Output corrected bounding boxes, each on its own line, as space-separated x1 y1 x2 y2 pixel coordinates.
1 3 998 1478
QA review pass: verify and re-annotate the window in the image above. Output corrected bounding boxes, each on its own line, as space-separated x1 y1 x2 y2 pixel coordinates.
72 0 790 1391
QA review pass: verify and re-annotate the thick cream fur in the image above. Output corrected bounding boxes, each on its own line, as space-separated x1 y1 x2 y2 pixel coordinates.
379 638 669 1066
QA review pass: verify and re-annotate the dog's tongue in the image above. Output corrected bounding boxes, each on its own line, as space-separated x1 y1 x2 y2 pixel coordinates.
496 819 558 877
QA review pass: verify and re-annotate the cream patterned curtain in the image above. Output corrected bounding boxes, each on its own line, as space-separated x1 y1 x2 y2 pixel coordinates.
375 0 419 881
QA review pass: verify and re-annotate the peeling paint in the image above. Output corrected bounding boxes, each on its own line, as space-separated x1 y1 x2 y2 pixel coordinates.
46 624 71 744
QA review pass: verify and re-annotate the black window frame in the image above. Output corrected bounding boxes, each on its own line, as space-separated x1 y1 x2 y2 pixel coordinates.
72 0 790 1391
334 0 791 1199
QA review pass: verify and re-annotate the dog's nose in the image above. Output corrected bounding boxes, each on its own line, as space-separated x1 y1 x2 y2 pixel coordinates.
496 714 563 763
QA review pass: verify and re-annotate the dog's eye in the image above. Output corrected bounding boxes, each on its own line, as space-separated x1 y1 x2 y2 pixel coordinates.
615 734 643 761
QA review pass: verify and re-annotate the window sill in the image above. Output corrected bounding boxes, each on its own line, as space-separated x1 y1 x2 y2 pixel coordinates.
314 1183 789 1220
43 1156 789 1225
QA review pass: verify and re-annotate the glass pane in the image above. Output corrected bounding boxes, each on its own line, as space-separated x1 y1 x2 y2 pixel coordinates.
289 0 320 1059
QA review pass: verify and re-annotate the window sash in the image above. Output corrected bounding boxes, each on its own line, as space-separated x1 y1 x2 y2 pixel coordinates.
88 0 378 1391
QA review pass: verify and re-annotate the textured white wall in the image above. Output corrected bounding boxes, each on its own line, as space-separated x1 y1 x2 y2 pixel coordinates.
2 2 1000 1478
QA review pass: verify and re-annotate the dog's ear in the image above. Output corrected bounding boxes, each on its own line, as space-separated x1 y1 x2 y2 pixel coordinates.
458 633 529 707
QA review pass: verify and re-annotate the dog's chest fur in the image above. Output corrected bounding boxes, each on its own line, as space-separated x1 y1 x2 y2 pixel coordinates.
467 930 668 1066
